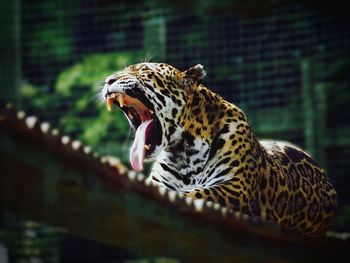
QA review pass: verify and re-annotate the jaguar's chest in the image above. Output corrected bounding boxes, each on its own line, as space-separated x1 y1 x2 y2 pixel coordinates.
150 129 212 191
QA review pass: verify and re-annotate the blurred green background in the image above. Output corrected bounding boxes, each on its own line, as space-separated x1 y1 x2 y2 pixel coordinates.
0 0 349 262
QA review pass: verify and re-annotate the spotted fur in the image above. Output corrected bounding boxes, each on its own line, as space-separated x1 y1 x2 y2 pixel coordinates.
103 62 337 237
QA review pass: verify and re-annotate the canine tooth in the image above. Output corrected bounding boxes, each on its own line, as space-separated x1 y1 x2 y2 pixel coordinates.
168 191 177 202
25 116 37 129
194 199 204 212
61 136 70 145
40 122 50 133
149 110 154 114
158 187 166 197
17 111 25 119
144 145 150 150
106 99 113 111
117 94 125 108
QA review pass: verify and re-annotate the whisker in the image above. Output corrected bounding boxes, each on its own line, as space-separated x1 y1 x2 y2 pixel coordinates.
143 52 153 63
91 80 106 101
90 85 105 102
90 91 103 102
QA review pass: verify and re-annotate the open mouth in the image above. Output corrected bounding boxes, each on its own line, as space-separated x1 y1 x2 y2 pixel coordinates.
105 92 161 171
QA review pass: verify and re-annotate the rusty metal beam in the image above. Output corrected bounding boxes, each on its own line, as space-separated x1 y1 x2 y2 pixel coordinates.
0 105 347 262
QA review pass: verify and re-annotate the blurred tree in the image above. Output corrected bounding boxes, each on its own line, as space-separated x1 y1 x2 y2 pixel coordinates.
21 52 144 160
22 0 74 86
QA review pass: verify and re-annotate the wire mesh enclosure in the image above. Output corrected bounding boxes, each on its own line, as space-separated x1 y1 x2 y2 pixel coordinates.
16 0 350 204
0 0 349 262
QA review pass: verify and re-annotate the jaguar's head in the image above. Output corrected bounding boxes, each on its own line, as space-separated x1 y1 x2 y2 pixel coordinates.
102 62 206 171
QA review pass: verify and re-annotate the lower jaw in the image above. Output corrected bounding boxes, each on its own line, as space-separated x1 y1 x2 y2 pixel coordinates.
143 147 159 162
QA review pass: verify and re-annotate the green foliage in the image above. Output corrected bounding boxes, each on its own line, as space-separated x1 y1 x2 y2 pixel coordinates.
25 1 73 64
22 52 144 160
29 28 73 63
57 52 144 158
21 82 51 111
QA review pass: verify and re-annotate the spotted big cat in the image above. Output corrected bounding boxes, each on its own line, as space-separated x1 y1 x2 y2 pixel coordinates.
101 62 337 237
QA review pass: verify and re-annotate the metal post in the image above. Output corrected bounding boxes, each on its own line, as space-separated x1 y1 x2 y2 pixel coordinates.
314 83 328 168
0 0 21 104
301 59 317 158
143 17 166 60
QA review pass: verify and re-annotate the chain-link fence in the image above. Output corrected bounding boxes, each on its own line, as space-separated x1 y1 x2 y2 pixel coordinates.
16 0 350 205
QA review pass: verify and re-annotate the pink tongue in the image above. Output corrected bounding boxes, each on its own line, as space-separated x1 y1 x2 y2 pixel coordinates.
129 119 153 171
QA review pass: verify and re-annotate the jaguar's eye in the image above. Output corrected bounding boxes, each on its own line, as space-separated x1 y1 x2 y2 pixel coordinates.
141 65 150 70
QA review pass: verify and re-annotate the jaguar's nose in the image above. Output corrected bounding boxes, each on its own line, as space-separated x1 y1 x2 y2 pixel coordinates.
106 78 117 85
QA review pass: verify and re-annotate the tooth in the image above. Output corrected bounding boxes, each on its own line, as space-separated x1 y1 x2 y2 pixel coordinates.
144 145 150 150
106 99 113 112
117 94 125 108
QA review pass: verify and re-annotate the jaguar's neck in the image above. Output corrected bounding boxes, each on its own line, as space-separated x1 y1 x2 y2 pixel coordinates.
150 85 265 191
179 85 232 145
151 123 210 190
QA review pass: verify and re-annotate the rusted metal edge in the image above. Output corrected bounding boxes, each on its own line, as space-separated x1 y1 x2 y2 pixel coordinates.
0 103 347 262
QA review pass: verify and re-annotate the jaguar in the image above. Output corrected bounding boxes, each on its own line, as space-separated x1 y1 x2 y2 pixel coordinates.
101 62 337 237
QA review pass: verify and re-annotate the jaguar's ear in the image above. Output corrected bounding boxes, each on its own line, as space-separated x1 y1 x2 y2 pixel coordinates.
182 64 206 87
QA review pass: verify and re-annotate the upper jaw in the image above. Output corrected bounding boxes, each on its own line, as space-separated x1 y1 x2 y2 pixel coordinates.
102 77 155 114
102 77 138 99
102 78 163 165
